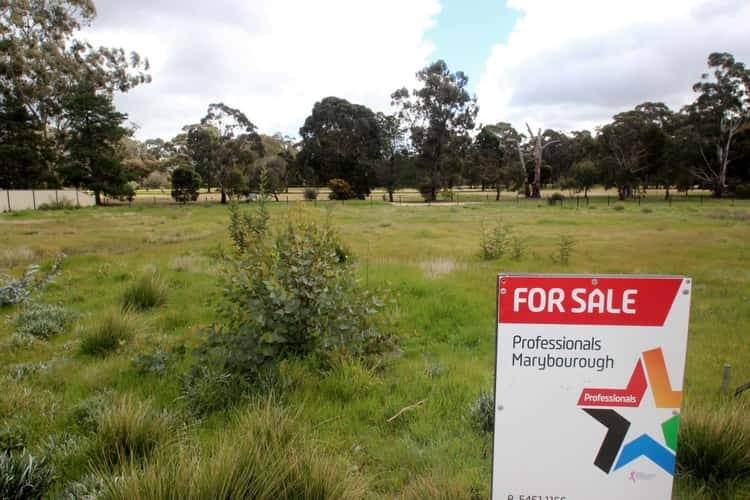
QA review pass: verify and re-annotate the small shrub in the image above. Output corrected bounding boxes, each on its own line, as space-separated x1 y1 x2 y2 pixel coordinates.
61 473 106 500
547 192 564 206
612 203 625 211
469 389 495 434
510 234 525 261
201 205 392 381
0 449 54 500
303 187 319 201
479 221 513 260
2 332 37 352
92 394 172 469
676 402 750 498
132 347 183 377
180 365 248 417
79 311 136 356
121 272 167 311
12 302 76 339
550 234 575 265
68 392 112 433
38 199 76 210
328 178 355 200
0 277 28 307
641 207 654 213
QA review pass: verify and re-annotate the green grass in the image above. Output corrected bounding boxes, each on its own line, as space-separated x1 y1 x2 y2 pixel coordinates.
0 198 748 498
121 272 168 311
79 310 137 356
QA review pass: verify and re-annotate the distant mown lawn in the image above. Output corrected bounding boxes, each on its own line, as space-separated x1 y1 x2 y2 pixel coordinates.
1 197 748 498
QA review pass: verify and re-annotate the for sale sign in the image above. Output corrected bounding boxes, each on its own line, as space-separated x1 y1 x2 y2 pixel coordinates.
492 274 691 500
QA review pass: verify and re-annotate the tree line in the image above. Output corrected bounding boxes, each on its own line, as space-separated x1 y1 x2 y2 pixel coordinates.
2 1 749 203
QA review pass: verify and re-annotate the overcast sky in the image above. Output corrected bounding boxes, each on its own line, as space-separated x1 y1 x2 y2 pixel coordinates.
83 0 750 140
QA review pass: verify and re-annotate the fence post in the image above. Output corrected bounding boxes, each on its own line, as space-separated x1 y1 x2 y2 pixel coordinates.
32 189 36 209
722 364 732 394
76 188 80 208
55 190 59 205
6 190 11 212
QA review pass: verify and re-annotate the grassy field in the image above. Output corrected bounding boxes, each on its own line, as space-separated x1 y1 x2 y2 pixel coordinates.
1 199 749 498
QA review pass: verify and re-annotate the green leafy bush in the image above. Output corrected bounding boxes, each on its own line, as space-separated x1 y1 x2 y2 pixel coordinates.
12 302 76 339
198 204 391 381
328 178 355 200
0 449 54 500
79 310 136 356
303 187 319 200
121 272 167 311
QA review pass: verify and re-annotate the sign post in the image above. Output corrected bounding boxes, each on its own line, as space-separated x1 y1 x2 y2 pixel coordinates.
492 274 691 500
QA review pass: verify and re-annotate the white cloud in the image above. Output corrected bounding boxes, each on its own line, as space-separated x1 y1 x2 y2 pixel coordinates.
83 0 440 140
476 0 750 133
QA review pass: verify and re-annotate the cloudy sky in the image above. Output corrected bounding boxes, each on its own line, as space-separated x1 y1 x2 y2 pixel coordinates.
82 0 750 140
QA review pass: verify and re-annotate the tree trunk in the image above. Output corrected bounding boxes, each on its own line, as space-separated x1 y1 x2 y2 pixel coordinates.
94 190 102 206
220 187 227 204
496 185 501 201
388 190 394 203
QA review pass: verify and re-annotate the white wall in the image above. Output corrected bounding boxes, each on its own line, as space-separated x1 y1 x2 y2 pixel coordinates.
0 190 96 212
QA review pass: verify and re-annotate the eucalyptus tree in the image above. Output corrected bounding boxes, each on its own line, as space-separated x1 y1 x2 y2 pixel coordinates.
687 52 750 196
392 60 478 201
200 103 264 203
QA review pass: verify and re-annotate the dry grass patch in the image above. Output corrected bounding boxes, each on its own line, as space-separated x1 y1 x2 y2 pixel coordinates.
419 258 465 279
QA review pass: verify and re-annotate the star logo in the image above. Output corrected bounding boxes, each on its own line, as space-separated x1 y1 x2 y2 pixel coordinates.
578 348 681 476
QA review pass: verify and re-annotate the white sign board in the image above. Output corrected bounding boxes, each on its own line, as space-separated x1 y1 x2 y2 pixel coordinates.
492 274 691 500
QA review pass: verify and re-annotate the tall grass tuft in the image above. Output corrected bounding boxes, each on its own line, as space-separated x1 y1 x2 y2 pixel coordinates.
676 400 750 499
100 400 366 499
91 394 173 469
79 310 136 356
121 272 167 311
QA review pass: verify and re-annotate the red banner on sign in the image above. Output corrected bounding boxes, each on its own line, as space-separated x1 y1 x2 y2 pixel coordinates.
498 276 682 326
